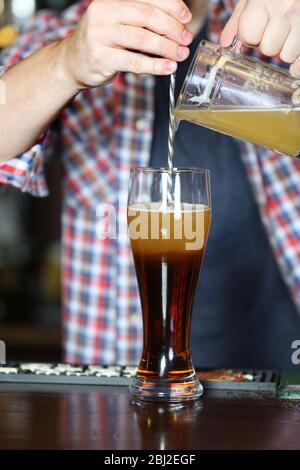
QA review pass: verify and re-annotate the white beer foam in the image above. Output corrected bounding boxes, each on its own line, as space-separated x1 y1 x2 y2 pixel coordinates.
188 55 229 107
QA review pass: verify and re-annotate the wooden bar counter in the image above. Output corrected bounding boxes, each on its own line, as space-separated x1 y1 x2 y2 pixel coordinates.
0 383 300 450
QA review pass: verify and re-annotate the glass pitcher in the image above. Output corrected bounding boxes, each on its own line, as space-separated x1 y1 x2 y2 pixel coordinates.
175 39 300 157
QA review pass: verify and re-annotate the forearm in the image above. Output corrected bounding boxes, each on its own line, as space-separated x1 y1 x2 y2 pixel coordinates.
0 40 78 162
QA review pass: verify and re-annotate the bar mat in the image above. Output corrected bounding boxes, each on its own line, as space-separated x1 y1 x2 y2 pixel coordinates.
0 363 279 392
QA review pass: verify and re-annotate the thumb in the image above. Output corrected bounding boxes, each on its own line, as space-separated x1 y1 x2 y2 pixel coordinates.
220 0 247 47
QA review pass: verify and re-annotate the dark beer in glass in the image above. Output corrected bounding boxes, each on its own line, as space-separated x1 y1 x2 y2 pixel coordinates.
128 168 211 402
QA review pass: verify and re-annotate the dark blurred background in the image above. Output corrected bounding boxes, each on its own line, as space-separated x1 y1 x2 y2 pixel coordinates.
0 0 77 362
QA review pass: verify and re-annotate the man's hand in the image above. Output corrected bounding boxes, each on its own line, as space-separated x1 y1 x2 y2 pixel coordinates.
220 0 300 77
58 0 193 90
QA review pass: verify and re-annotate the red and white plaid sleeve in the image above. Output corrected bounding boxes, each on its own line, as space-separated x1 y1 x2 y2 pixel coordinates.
0 1 90 196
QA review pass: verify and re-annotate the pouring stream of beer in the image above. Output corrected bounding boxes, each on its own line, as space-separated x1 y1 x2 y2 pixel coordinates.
167 72 176 205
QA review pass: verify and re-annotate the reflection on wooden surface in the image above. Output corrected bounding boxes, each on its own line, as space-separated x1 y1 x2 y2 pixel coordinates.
0 385 300 449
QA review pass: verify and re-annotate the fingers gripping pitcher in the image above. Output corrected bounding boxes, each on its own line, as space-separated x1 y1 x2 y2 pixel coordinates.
175 39 300 157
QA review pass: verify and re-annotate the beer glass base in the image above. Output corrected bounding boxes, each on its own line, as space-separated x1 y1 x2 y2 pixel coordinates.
129 373 203 403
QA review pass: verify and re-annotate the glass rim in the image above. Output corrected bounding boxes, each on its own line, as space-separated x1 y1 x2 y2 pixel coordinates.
130 167 210 175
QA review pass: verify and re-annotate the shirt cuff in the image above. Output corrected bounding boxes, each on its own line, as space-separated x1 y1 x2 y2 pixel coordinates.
0 134 49 197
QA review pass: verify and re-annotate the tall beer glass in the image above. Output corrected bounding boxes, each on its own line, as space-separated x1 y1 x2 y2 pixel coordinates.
128 168 211 402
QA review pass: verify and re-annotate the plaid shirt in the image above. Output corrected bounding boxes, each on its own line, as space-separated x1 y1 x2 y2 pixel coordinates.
1 0 300 365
